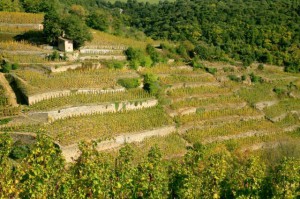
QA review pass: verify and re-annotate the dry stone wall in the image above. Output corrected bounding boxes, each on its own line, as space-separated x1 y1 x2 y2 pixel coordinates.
0 23 43 30
27 87 125 105
81 45 127 50
60 125 176 162
44 99 158 122
79 55 127 61
80 49 123 55
165 82 220 91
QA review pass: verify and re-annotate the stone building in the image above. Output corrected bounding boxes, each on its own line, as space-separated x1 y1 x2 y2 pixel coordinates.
58 37 73 52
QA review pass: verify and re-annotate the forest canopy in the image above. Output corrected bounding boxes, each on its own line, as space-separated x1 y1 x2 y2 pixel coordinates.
0 0 299 67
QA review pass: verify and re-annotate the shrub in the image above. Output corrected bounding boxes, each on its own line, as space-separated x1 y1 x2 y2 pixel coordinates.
143 73 160 95
12 63 19 70
140 56 153 67
107 60 125 69
0 118 12 125
223 67 234 72
228 74 241 82
125 47 143 61
249 73 263 83
9 142 30 160
2 62 12 73
129 60 140 70
191 56 204 69
241 75 247 81
205 67 217 75
146 44 161 65
117 78 140 89
258 63 264 70
273 87 287 96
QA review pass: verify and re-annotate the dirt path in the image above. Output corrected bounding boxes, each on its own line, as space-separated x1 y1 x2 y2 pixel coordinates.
0 73 18 106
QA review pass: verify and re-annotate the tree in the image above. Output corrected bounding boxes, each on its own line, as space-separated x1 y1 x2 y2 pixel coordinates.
61 15 92 49
0 0 21 11
43 9 62 44
143 73 160 95
86 11 109 31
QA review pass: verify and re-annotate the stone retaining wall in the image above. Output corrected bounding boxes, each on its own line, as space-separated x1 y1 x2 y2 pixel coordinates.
81 45 127 50
44 63 102 73
0 23 43 30
0 132 36 144
43 99 158 122
79 55 127 61
80 49 123 55
165 82 220 91
27 87 125 105
60 125 176 162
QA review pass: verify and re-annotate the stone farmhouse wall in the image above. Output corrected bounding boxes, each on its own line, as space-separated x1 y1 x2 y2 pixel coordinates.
27 88 126 105
45 99 158 122
61 125 176 162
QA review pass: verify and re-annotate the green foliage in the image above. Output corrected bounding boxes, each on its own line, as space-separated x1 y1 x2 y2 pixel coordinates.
140 56 153 67
228 74 241 82
249 72 263 83
43 9 62 44
117 78 140 89
86 10 109 31
105 60 125 69
146 44 161 65
43 10 92 48
9 141 30 160
1 62 11 73
0 135 299 197
125 47 143 61
205 67 217 75
110 0 300 70
0 60 18 73
48 50 60 61
61 15 92 49
191 56 204 69
0 0 21 11
0 118 11 125
258 63 264 71
143 73 160 95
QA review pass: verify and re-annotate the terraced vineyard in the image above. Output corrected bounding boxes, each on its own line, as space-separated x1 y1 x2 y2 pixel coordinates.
0 12 299 163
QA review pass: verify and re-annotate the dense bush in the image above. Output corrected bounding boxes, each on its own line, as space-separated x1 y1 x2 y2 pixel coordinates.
249 73 263 83
117 78 140 89
143 73 160 95
205 67 217 75
228 74 241 82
